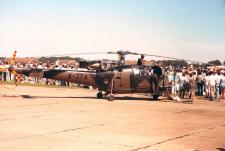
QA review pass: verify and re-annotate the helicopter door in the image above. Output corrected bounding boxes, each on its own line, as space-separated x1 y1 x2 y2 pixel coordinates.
113 71 131 93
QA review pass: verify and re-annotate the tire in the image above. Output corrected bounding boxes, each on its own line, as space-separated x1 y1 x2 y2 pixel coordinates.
107 94 115 101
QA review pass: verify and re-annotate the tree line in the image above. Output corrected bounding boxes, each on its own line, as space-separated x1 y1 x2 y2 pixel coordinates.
0 56 225 67
158 59 224 67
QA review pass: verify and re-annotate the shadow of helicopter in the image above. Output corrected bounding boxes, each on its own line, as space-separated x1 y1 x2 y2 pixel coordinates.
20 95 163 101
20 95 192 104
216 148 225 151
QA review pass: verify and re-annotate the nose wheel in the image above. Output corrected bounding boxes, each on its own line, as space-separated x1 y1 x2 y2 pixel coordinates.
107 94 115 101
97 92 103 98
97 78 115 101
152 93 159 100
107 78 115 101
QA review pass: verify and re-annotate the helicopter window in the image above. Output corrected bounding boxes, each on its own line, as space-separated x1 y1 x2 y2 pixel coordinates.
118 68 123 72
133 68 139 75
100 61 110 71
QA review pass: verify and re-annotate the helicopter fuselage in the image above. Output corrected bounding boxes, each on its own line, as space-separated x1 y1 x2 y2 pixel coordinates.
15 67 158 94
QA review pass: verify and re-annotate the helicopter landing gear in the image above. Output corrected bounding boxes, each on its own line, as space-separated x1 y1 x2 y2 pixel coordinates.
97 92 103 98
152 93 159 100
107 78 115 101
97 92 115 101
107 94 115 101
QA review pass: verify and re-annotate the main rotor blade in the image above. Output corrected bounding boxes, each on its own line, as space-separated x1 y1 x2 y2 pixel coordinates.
142 53 208 64
38 52 108 58
122 51 210 65
35 50 213 65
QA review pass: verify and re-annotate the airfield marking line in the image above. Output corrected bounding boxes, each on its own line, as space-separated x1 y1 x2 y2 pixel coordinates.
0 99 90 109
1 122 134 148
0 118 16 122
0 102 62 109
0 109 95 122
49 123 107 135
83 140 134 148
131 124 225 151
65 109 96 114
174 109 193 114
1 123 109 143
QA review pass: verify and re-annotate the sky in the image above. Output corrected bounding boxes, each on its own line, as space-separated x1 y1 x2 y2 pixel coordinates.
0 0 225 62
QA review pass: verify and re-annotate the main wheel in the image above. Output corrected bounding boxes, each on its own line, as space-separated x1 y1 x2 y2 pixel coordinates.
97 92 103 98
107 94 115 101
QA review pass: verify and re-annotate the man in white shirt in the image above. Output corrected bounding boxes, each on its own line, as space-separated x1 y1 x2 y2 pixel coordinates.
204 72 210 98
179 72 188 99
168 71 179 95
208 71 216 101
37 62 44 69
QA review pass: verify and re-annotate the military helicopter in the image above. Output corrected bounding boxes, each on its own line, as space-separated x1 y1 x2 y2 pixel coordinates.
3 50 207 101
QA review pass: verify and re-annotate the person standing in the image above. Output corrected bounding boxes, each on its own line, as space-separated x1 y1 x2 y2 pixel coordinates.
196 71 204 96
215 71 222 101
220 72 225 100
179 72 188 99
187 73 196 101
137 54 145 66
151 63 162 93
204 72 210 98
208 71 216 101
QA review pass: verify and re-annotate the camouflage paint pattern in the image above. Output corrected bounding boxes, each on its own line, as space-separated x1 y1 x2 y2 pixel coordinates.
15 67 164 94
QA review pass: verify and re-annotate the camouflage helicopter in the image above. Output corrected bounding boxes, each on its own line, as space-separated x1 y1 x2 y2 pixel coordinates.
3 50 206 101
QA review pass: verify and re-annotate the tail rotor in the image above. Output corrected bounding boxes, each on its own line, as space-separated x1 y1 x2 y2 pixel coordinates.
6 50 23 86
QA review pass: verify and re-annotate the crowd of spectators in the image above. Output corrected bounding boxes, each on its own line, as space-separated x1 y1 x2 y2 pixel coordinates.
165 65 225 101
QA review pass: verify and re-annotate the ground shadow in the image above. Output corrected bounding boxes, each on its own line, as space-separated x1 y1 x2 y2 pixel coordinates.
20 94 164 101
217 148 225 151
18 93 195 104
20 94 194 104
